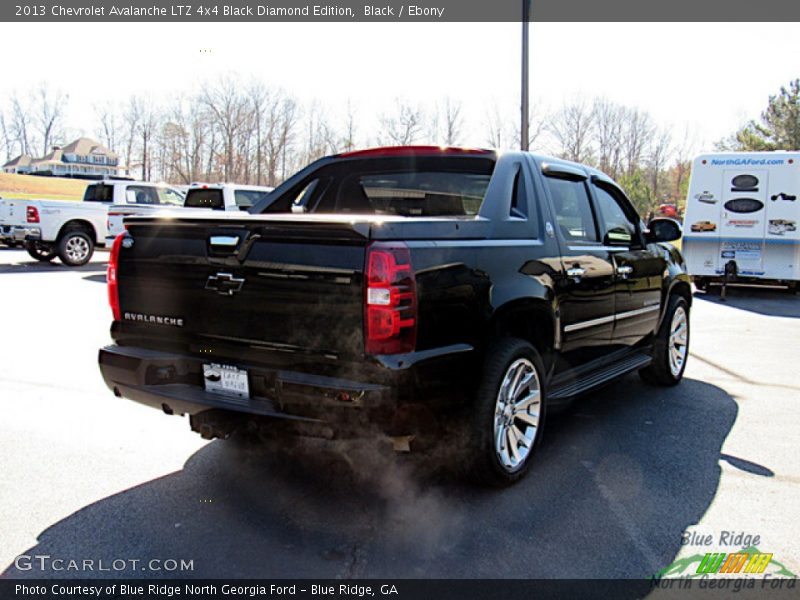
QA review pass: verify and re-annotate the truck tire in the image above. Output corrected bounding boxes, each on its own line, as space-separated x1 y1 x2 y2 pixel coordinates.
639 295 690 386
464 337 547 486
57 227 94 267
24 241 56 262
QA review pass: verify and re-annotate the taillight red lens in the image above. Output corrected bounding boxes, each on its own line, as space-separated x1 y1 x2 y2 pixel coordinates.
26 206 39 223
364 242 417 354
107 233 125 321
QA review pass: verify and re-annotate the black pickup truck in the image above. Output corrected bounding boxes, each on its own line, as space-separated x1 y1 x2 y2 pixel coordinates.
99 146 690 485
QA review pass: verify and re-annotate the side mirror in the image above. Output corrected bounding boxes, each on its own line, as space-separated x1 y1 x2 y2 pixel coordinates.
646 217 682 243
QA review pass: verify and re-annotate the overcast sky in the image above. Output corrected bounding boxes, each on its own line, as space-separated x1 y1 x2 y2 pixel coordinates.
2 22 799 153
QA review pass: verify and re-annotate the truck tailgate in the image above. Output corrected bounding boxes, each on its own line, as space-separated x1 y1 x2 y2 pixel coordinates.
118 217 370 359
0 199 29 227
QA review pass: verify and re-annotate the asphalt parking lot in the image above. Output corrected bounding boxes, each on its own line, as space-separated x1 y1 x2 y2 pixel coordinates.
0 245 798 581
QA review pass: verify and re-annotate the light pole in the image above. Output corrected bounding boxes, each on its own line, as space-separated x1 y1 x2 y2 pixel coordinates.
521 0 530 151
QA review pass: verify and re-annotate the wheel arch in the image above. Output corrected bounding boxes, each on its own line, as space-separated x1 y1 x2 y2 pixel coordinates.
670 279 692 306
659 276 692 329
57 219 97 243
485 298 556 371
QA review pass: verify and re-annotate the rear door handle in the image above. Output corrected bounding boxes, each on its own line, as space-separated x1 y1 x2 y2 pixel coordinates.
617 265 633 279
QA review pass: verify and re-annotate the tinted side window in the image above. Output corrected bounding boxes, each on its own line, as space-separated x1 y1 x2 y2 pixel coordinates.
127 186 159 205
546 177 598 242
593 184 638 247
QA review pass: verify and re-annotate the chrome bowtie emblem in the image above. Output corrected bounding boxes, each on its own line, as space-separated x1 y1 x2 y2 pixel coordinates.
205 272 245 296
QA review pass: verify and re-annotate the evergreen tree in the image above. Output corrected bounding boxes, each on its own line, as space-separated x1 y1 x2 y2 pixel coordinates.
722 79 800 151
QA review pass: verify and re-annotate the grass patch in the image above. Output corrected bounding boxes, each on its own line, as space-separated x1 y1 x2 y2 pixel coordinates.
0 173 88 201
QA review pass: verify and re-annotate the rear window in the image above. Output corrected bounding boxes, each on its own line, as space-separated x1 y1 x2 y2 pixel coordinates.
262 156 495 217
83 184 114 202
354 172 489 216
185 188 224 210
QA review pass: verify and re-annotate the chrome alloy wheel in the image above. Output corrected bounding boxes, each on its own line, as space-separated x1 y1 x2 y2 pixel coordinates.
668 306 689 377
65 235 90 263
493 358 541 472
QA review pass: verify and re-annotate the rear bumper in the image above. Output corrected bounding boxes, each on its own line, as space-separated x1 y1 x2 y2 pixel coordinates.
98 344 396 425
12 226 41 242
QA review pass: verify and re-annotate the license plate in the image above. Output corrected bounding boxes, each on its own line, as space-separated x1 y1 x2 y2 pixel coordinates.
203 363 249 399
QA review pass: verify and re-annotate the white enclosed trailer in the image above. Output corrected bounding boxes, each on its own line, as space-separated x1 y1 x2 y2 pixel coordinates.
683 152 800 290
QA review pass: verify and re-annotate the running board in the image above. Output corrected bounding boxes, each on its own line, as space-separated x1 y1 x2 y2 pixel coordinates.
548 352 652 401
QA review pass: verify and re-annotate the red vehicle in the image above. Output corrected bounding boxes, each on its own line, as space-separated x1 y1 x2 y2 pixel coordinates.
657 203 679 219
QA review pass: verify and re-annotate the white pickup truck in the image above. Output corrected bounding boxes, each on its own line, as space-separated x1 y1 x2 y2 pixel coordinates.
105 183 274 245
0 180 185 266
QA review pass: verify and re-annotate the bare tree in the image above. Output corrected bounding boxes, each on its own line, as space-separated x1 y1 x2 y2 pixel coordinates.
263 92 298 186
0 112 11 161
515 104 546 151
248 82 269 186
33 83 67 156
619 107 654 176
549 99 594 163
202 76 252 182
484 101 515 149
340 100 357 152
94 101 120 152
378 100 424 145
647 127 673 203
137 99 160 181
591 98 625 177
9 94 34 156
159 96 210 184
428 97 464 146
301 102 338 164
121 97 141 177
671 123 700 200
119 97 159 181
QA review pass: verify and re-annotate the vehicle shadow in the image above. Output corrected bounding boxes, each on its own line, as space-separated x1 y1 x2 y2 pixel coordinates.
2 376 739 585
0 259 107 275
82 274 108 284
695 287 800 319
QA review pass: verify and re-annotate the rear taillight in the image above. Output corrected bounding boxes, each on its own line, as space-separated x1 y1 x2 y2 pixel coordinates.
107 233 125 321
26 206 39 223
364 242 417 355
